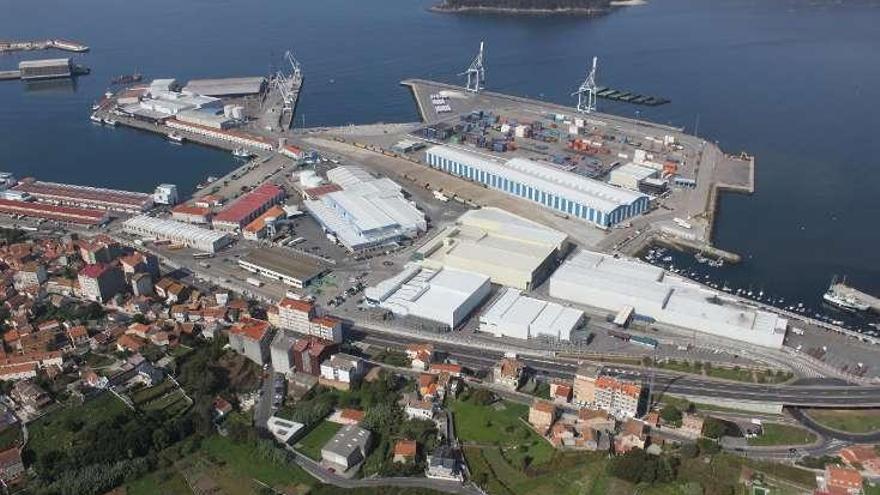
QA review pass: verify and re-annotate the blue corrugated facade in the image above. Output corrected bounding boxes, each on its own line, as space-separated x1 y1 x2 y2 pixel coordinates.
425 149 649 228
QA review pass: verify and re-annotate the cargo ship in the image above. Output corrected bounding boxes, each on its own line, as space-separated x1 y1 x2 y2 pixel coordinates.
111 73 143 85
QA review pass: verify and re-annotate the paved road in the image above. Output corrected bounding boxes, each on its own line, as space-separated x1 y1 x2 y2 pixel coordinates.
788 408 880 443
353 326 880 407
285 445 482 495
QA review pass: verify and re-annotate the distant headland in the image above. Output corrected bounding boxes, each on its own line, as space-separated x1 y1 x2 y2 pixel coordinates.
430 0 628 16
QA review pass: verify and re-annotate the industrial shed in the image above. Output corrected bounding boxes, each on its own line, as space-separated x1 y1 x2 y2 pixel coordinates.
548 251 787 349
183 77 267 97
479 288 583 341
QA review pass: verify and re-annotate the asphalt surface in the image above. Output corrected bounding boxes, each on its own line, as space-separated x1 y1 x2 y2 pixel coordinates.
353 326 880 408
788 408 880 443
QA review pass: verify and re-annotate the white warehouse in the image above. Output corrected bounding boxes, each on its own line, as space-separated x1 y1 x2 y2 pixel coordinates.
304 166 427 252
548 251 787 349
123 215 232 253
365 264 491 330
414 208 567 291
480 288 584 341
424 146 650 228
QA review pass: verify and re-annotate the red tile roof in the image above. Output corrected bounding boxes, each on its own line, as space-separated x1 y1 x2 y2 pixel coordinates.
279 297 314 313
243 205 286 233
171 204 211 216
229 317 270 341
79 263 111 279
213 183 284 226
393 439 417 457
303 184 343 199
340 408 365 422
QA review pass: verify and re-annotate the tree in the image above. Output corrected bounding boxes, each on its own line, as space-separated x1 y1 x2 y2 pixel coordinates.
469 388 495 406
701 418 730 439
660 405 683 426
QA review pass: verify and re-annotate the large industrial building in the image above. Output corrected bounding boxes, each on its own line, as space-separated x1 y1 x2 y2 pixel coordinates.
479 288 584 341
548 251 788 349
0 199 108 225
303 166 427 252
122 216 232 253
414 208 567 290
183 77 267 97
12 180 153 213
18 58 72 80
365 264 491 330
424 146 650 228
238 248 325 289
212 183 285 231
608 163 659 191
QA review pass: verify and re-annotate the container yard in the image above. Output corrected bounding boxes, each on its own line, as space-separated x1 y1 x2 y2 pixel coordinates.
12 179 154 213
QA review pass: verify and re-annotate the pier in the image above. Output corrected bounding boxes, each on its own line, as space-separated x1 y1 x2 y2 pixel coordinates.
0 38 89 53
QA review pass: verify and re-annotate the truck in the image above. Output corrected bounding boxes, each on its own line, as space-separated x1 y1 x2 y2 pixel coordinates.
246 277 264 288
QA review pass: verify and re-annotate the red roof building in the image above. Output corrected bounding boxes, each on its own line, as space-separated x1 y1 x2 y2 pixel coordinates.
212 183 285 231
0 199 108 225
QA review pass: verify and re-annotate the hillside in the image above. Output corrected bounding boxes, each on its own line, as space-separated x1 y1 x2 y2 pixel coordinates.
432 0 613 15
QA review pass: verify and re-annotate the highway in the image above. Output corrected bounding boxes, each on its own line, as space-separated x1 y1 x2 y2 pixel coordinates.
353 328 880 408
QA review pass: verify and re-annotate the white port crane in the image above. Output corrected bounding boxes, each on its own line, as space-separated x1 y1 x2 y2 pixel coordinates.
573 56 599 114
461 41 486 93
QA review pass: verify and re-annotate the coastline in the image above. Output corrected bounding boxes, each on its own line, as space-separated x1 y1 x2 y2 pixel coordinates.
428 5 612 15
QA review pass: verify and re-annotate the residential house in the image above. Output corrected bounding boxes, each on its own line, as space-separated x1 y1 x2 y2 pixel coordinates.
319 353 364 389
680 413 705 439
419 373 439 401
429 362 463 377
550 381 572 404
406 343 434 371
573 363 601 405
493 357 525 390
0 447 24 485
66 325 89 348
404 399 434 421
393 439 418 463
291 337 337 376
840 445 880 476
13 262 47 290
528 400 557 435
228 317 272 365
818 465 864 495
338 408 365 425
10 380 51 411
615 419 646 454
78 263 126 303
594 376 642 419
426 445 463 481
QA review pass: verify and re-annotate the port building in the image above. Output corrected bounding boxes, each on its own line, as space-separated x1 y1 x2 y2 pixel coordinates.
238 248 326 289
123 216 232 253
479 288 584 341
212 183 286 232
303 166 427 252
11 179 153 213
183 77 267 97
424 146 649 228
548 251 787 349
18 58 71 80
608 163 659 191
0 198 108 225
365 264 491 330
413 208 567 291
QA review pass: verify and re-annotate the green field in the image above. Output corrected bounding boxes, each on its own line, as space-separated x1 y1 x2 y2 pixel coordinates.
450 398 554 468
27 393 128 455
127 435 315 495
295 420 342 460
805 409 880 434
747 424 816 447
131 380 177 405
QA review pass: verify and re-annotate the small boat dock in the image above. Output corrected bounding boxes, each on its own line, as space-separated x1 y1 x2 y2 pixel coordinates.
595 86 669 107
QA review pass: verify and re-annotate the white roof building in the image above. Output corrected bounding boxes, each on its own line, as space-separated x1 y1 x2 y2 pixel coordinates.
415 207 567 290
122 215 231 253
480 288 584 341
608 163 659 191
425 146 649 228
548 251 787 349
304 166 426 251
365 264 491 329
